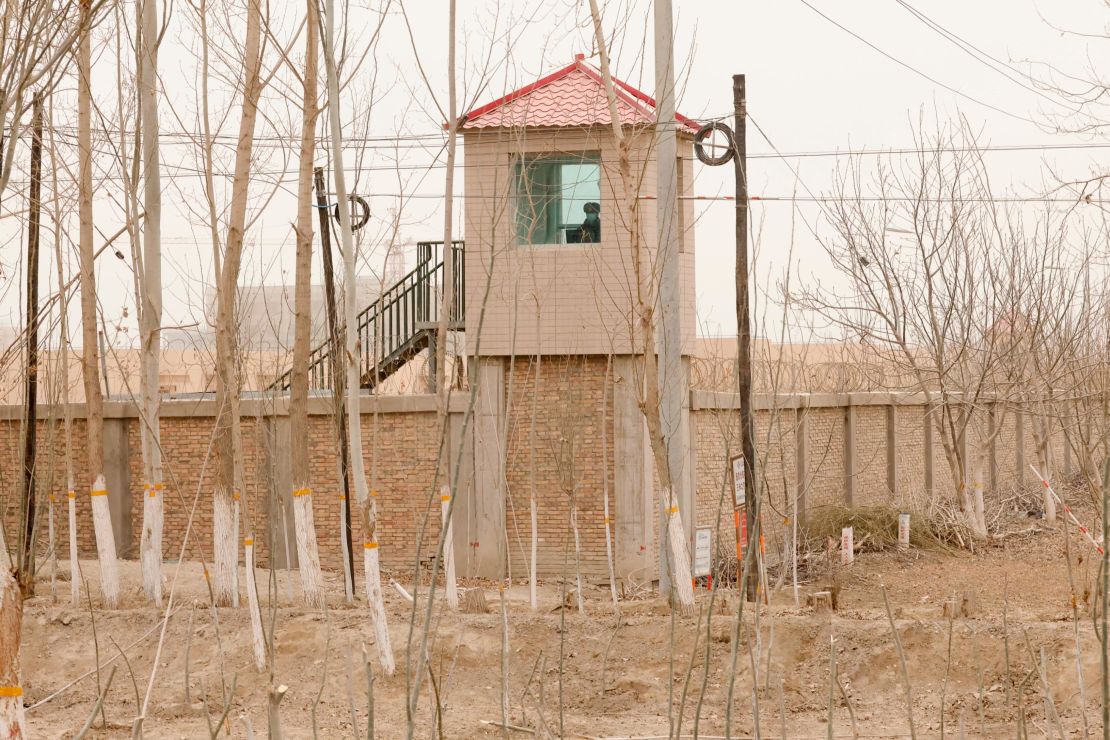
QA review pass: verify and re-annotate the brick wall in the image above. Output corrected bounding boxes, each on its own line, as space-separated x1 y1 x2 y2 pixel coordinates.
0 377 1079 581
503 355 614 579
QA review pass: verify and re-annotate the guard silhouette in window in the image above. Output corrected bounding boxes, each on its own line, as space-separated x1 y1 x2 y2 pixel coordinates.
574 201 600 243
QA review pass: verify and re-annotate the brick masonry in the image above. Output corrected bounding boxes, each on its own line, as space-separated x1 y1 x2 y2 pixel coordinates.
0 369 1074 580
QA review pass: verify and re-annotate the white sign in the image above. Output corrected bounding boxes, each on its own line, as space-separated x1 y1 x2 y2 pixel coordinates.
841 526 854 566
731 455 746 507
898 513 911 550
693 528 713 577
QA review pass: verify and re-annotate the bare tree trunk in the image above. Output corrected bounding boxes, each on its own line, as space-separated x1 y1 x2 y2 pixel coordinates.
1032 414 1058 522
586 0 693 614
77 0 119 608
45 96 79 607
320 0 394 674
212 0 264 607
138 0 165 607
434 0 458 402
601 355 618 607
529 313 540 612
441 486 458 610
289 0 324 610
244 536 266 670
0 567 26 735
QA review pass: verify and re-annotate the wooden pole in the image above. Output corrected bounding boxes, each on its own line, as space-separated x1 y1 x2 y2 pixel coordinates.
733 74 759 602
314 166 355 602
17 92 43 587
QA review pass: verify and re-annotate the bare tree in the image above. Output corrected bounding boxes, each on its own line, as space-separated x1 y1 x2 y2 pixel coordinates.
799 121 1071 538
587 0 694 613
290 0 324 609
320 0 395 674
77 0 120 607
137 0 166 607
211 0 265 607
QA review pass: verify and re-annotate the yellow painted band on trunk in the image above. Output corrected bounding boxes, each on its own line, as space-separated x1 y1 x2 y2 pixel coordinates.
667 506 678 514
153 482 164 490
0 686 22 697
67 490 76 499
370 490 379 497
233 490 241 501
440 495 451 502
90 489 108 497
364 542 378 549
293 488 312 497
244 538 253 546
148 490 157 497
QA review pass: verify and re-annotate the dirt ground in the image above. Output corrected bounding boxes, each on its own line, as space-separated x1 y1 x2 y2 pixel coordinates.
17 510 1109 738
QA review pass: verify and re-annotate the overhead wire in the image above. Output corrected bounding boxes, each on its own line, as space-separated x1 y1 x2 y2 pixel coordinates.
797 0 1041 126
892 0 1074 113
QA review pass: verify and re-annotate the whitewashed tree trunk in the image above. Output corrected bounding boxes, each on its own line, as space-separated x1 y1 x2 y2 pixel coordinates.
664 491 694 616
440 486 458 610
137 0 165 607
0 567 26 736
321 0 393 674
140 484 164 605
47 492 56 599
363 541 395 675
571 502 585 614
212 0 262 606
529 497 538 611
90 475 120 608
66 488 78 606
213 491 237 607
293 489 324 608
77 0 118 609
290 0 323 611
244 537 266 670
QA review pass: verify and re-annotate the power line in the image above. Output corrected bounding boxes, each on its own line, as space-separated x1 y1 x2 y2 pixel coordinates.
797 0 1040 126
893 0 1073 113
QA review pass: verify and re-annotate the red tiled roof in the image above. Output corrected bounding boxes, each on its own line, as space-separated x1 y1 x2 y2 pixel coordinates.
460 54 699 132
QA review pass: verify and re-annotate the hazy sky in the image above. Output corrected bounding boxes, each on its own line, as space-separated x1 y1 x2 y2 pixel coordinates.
1 0 1108 348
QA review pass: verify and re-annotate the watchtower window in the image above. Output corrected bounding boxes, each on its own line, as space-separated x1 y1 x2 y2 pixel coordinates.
514 154 601 245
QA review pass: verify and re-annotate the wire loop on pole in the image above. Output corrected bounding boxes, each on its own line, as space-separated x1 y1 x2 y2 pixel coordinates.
694 121 736 166
332 193 371 232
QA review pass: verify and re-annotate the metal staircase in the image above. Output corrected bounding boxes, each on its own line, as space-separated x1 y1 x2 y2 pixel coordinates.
270 240 464 392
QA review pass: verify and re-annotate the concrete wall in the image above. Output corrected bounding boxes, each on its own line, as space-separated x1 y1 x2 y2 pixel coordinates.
690 391 1073 560
0 378 1072 584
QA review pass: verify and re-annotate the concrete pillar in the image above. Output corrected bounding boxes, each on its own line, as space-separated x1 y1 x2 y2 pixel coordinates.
103 418 132 557
447 407 473 574
885 404 897 497
844 403 856 507
265 415 297 569
613 355 652 582
468 356 506 578
988 405 999 492
1015 409 1025 487
923 404 934 497
795 403 810 525
1063 421 1073 475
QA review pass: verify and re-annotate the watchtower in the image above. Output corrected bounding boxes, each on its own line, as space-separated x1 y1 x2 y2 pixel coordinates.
455 55 701 580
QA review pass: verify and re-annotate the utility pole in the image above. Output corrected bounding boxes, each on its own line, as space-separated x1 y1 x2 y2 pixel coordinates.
17 93 43 586
733 74 759 602
653 0 692 594
314 166 355 601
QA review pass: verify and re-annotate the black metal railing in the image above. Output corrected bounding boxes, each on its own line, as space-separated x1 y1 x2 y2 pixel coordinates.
271 240 464 392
